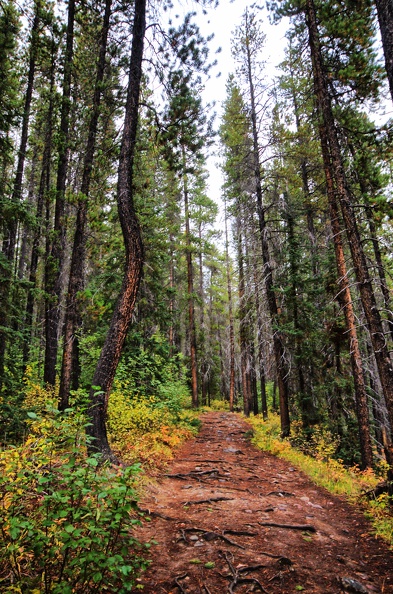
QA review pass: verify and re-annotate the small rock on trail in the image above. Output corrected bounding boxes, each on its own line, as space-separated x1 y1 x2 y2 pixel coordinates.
134 412 393 593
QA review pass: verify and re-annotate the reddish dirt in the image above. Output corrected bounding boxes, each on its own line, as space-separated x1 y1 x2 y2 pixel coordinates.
134 412 393 593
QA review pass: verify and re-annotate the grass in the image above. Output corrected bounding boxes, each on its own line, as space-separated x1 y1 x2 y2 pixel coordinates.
247 413 393 548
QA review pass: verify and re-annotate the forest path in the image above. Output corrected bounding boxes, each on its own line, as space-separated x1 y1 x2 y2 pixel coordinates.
134 412 393 593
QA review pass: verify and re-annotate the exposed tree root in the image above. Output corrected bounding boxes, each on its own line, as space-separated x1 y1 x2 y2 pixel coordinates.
138 507 175 521
259 521 316 532
179 527 247 549
258 552 293 566
174 573 188 593
182 496 234 506
167 469 222 482
223 529 258 537
219 550 270 593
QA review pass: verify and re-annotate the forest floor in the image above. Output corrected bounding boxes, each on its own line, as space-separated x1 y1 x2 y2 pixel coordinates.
133 411 393 593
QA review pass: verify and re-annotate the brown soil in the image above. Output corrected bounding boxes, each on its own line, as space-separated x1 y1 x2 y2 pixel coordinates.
134 412 393 593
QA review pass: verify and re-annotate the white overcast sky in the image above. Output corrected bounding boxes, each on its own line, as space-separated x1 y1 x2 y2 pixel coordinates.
167 0 290 215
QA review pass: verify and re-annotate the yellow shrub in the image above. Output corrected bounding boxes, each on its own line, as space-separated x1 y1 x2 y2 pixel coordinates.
248 414 393 547
22 365 57 411
107 391 171 436
107 391 194 468
209 399 230 411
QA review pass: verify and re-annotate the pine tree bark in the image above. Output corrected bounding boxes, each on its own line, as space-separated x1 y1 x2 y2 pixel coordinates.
87 0 145 461
58 0 112 410
375 0 393 102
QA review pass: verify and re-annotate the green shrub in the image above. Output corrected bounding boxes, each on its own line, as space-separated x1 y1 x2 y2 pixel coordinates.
0 408 150 593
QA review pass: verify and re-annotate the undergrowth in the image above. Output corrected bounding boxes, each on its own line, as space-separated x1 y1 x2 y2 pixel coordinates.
107 387 200 467
0 368 200 592
248 413 393 548
0 407 151 593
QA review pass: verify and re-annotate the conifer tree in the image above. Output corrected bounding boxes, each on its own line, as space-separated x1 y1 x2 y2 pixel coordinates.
232 10 290 434
87 0 145 460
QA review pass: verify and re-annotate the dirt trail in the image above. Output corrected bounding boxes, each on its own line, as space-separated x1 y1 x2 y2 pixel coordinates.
134 412 393 593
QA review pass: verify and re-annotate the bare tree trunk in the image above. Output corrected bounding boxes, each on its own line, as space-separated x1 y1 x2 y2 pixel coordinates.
87 0 145 461
183 162 198 408
236 216 252 416
224 198 235 412
169 233 175 353
59 0 113 410
198 222 208 406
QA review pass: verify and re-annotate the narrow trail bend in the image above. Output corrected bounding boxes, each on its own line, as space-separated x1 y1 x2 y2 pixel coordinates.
134 412 393 593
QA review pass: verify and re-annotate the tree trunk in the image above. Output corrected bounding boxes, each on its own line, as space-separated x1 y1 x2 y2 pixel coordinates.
44 0 75 386
183 159 198 408
328 182 374 469
224 198 235 412
375 0 393 102
87 0 145 461
58 0 112 410
306 0 376 468
198 222 208 406
168 232 175 352
236 216 252 416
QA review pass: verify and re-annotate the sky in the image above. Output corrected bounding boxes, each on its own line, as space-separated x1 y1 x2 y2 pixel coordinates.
168 0 290 219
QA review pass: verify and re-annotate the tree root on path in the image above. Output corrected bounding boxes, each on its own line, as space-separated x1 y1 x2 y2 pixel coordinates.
137 507 176 521
257 551 293 567
178 527 253 549
218 550 270 593
182 496 234 506
223 529 258 537
259 521 316 532
174 573 188 593
167 469 224 482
